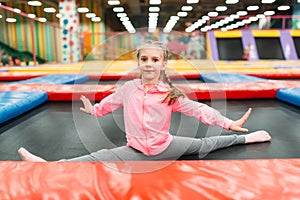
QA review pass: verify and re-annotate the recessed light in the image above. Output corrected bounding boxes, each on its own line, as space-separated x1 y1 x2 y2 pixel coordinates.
28 1 42 6
113 7 124 12
86 13 96 18
38 17 47 22
6 18 17 23
108 0 120 6
28 14 36 18
91 17 101 22
44 7 56 13
77 7 89 13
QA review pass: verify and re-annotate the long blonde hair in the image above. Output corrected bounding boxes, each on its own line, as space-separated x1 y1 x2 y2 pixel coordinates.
136 40 186 105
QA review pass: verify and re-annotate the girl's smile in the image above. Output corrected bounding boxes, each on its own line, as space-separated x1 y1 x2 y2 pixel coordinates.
138 48 166 84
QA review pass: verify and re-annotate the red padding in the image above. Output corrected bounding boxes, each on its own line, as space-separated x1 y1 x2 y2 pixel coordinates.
176 80 300 100
0 84 116 101
0 72 46 81
89 72 200 80
0 159 299 199
244 71 300 79
1 80 300 101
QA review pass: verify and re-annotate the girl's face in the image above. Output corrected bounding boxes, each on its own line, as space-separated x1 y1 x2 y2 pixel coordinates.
138 47 166 84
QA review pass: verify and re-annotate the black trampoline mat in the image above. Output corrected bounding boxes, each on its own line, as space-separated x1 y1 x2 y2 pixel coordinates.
1 99 300 161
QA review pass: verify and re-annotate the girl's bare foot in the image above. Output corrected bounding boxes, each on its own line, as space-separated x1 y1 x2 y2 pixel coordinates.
245 130 271 144
18 147 47 162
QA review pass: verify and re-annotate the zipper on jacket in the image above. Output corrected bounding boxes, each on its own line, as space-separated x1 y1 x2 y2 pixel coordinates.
142 91 150 155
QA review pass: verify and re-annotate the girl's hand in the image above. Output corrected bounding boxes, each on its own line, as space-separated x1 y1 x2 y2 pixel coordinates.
80 95 93 114
229 108 252 132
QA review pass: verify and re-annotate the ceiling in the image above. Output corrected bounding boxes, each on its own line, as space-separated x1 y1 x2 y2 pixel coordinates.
0 0 295 32
106 0 294 32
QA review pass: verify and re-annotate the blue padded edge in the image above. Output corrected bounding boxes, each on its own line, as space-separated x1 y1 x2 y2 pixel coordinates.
276 88 300 107
11 74 89 84
0 91 48 124
200 72 265 83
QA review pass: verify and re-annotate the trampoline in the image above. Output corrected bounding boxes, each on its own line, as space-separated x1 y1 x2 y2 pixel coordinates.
1 98 300 161
1 64 300 199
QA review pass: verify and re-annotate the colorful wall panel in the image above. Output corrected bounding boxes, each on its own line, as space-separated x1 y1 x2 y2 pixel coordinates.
0 0 106 63
208 30 300 61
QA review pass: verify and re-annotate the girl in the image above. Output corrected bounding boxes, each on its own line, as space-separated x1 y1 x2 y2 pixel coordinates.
18 40 271 162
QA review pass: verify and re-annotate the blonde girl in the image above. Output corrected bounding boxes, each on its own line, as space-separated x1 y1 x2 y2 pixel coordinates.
18 40 271 162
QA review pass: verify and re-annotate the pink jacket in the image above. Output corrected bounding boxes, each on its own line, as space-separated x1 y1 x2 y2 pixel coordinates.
92 79 233 156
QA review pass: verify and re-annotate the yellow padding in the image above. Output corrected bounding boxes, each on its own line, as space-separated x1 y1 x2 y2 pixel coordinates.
290 30 300 37
252 30 280 37
214 30 242 38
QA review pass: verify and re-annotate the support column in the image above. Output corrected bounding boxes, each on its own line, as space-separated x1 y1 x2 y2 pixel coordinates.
241 30 259 61
59 0 81 63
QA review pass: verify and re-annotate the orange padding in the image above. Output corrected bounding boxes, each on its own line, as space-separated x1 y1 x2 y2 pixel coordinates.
0 159 299 199
1 80 300 101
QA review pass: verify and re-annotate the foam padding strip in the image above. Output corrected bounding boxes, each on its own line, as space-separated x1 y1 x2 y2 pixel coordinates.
200 72 265 83
89 72 200 80
244 71 300 79
0 72 46 81
276 88 300 107
0 159 299 199
1 80 300 101
176 80 300 100
0 84 116 101
0 68 8 72
0 91 48 123
11 74 89 84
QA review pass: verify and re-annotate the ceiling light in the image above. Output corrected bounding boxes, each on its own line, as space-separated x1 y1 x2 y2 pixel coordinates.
120 17 129 21
150 0 161 5
38 17 47 22
149 7 160 12
249 16 258 21
236 11 248 16
187 0 199 4
177 12 188 17
108 0 120 5
261 0 276 3
92 17 101 22
242 19 251 24
256 14 265 18
44 7 56 13
6 18 17 22
13 8 21 13
202 16 209 21
264 10 275 15
226 0 239 4
149 13 159 17
56 13 62 18
0 15 2 18
208 12 218 17
181 6 193 11
170 16 179 20
86 13 96 18
28 1 42 6
77 7 89 13
230 14 239 19
113 7 124 12
28 14 36 18
278 5 290 11
247 5 259 11
117 13 127 18
215 6 227 12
